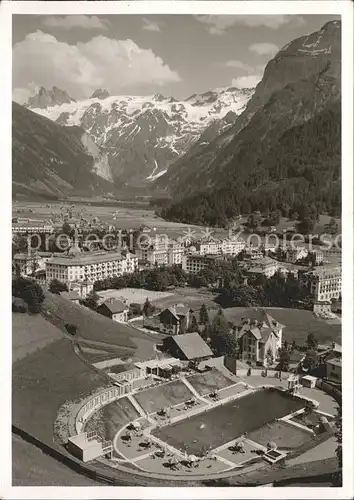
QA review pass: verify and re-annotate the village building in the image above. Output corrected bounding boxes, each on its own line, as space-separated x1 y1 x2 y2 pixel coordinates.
135 238 184 266
158 305 191 335
68 280 94 299
300 265 341 303
13 252 46 276
325 357 342 382
162 332 213 361
286 246 308 263
235 309 285 365
67 432 112 463
45 248 138 285
134 358 183 378
181 253 224 274
241 257 279 279
12 221 54 235
97 299 129 323
243 247 264 260
308 250 324 265
107 363 143 383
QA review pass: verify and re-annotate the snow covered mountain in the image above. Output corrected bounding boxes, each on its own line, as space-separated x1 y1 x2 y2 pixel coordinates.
28 87 254 186
26 86 76 109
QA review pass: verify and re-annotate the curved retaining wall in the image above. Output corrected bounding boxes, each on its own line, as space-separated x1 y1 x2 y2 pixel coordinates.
75 387 124 434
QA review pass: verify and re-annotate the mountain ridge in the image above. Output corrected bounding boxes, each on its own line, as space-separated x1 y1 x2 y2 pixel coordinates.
158 20 341 225
26 86 254 186
12 102 115 199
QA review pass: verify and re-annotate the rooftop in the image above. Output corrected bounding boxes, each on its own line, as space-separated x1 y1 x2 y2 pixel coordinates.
68 433 101 450
304 265 341 277
134 358 181 370
59 291 81 301
160 304 190 319
301 375 318 381
99 299 127 314
326 357 342 367
170 332 213 360
47 251 126 266
239 308 285 331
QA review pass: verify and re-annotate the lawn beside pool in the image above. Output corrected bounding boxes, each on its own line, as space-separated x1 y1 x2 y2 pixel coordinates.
248 421 312 450
134 380 193 415
187 369 233 396
152 388 305 455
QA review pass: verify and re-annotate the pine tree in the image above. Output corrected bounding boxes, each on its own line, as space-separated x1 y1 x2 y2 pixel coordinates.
306 333 318 350
199 304 209 325
143 298 155 317
188 315 199 333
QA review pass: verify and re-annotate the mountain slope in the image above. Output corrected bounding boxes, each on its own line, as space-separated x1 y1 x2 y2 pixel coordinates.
161 100 341 225
158 20 341 224
12 102 114 199
28 87 254 186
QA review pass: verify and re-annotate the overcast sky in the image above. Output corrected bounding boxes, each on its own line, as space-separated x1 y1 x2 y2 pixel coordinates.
12 14 339 104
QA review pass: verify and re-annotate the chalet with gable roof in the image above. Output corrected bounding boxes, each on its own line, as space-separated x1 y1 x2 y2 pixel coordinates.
162 332 213 361
236 309 285 366
97 299 129 323
158 304 191 335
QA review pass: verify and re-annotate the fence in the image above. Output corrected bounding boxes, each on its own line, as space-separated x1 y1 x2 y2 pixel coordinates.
315 379 342 405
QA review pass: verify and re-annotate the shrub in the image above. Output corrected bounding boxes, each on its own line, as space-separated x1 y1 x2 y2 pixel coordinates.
65 323 77 336
12 296 28 313
12 276 44 313
48 279 68 295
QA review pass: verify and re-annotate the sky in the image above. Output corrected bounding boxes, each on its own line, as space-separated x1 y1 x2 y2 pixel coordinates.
12 14 340 104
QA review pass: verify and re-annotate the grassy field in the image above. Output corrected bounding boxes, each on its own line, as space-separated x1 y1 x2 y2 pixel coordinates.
134 380 193 415
222 307 341 345
248 421 311 449
12 434 98 486
187 369 233 396
79 346 128 365
12 338 110 445
153 287 218 311
12 200 200 232
97 287 218 311
43 292 156 359
152 388 305 455
97 288 174 305
12 312 63 363
85 397 139 442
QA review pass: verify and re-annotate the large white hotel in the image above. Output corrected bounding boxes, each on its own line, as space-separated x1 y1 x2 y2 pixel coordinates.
196 238 245 256
45 250 138 284
135 237 184 266
300 265 342 302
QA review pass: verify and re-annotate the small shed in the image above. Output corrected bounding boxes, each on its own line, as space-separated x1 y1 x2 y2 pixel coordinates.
301 374 317 389
67 432 112 462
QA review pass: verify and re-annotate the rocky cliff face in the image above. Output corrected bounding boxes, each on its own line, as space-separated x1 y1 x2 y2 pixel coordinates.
28 87 254 186
158 20 341 200
12 102 114 199
26 86 76 109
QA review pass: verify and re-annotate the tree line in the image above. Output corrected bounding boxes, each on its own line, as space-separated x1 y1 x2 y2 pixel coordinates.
160 102 341 228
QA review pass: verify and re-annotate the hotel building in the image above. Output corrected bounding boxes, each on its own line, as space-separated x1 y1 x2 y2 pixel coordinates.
45 250 138 285
181 254 223 274
300 265 342 302
135 237 184 266
196 238 245 256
